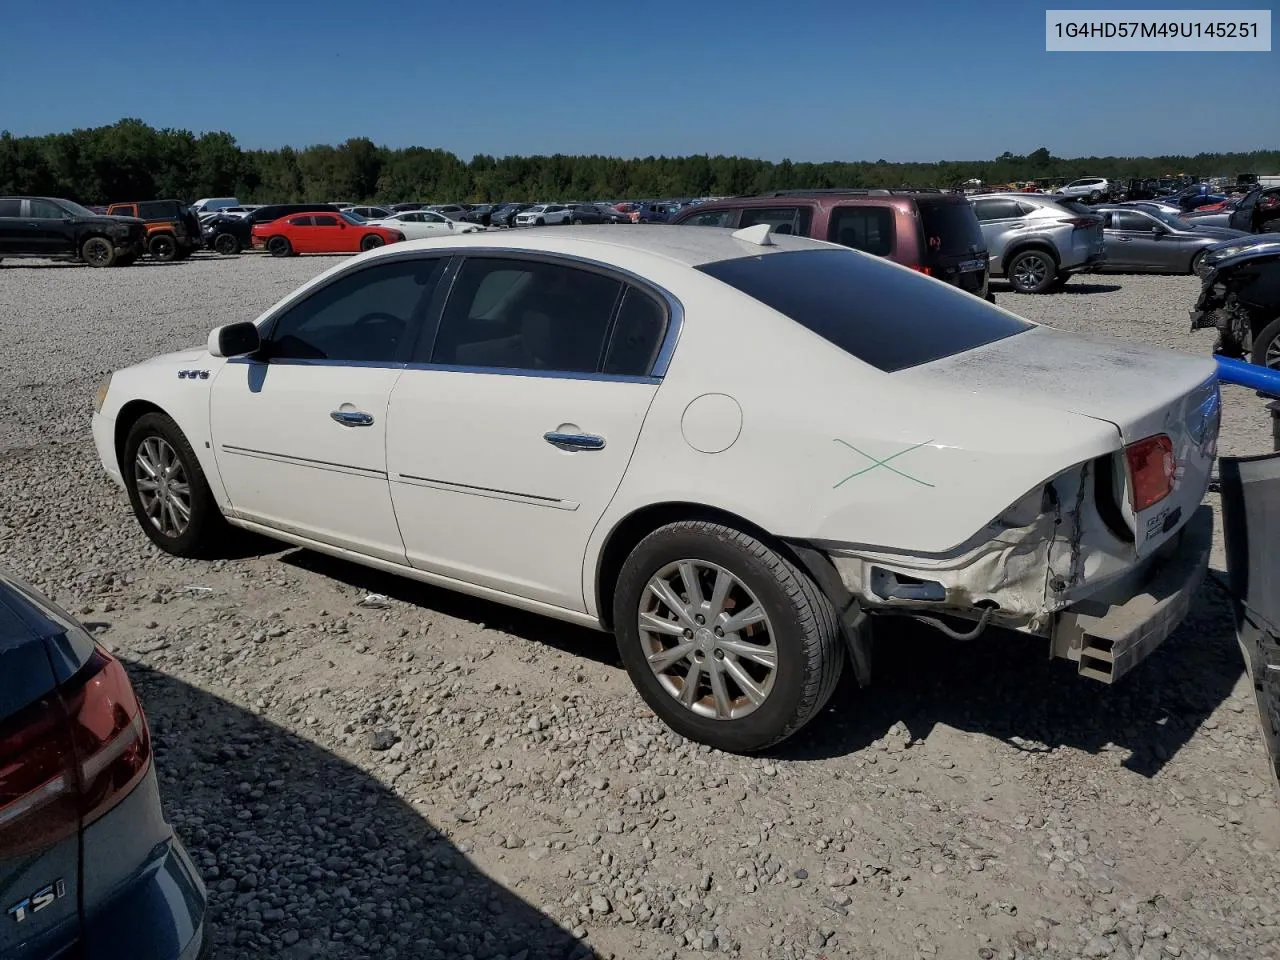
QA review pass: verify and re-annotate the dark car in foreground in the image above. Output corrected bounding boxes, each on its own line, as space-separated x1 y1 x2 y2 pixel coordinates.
0 197 146 268
0 569 207 960
673 189 993 298
1192 241 1280 366
1095 205 1247 274
204 203 341 254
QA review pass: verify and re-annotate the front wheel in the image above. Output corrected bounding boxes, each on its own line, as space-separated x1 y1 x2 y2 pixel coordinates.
148 233 178 262
613 521 843 753
123 413 228 557
81 236 116 268
1190 250 1208 275
360 234 386 252
1007 250 1057 293
535 217 545 226
267 236 292 258
213 232 240 255
571 218 583 225
1251 316 1280 370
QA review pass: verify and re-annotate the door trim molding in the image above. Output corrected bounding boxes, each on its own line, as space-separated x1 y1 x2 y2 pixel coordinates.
393 472 579 510
220 443 386 478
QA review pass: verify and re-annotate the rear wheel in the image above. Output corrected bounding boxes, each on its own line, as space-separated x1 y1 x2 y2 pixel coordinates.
613 520 843 753
1251 316 1280 370
267 236 292 258
123 412 228 558
213 232 240 255
360 233 386 252
81 236 116 268
148 233 178 262
1087 191 1102 203
1007 249 1057 293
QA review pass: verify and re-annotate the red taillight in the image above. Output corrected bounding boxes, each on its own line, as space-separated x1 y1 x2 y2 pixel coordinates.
63 650 151 826
1125 434 1176 512
911 265 935 276
0 648 151 854
1066 216 1101 229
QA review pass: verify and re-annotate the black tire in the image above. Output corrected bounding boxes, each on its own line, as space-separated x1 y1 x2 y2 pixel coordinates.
1250 315 1280 369
535 217 545 226
1087 191 1102 203
1190 250 1208 275
360 233 386 252
571 218 583 225
613 520 843 753
148 233 178 262
213 232 240 255
81 236 116 268
267 236 292 258
123 412 229 558
1006 249 1058 293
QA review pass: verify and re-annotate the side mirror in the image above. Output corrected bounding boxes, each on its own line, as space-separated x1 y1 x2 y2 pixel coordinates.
1152 225 1168 236
208 321 261 358
448 221 454 229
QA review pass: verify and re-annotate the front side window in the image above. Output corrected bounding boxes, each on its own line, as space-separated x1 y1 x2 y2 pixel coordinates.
313 215 340 227
1114 211 1153 231
429 257 622 373
266 258 444 363
738 206 811 237
679 208 739 228
27 199 66 219
828 206 894 256
697 249 1030 373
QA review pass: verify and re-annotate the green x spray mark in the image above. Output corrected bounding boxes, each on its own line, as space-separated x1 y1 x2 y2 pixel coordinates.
832 438 936 489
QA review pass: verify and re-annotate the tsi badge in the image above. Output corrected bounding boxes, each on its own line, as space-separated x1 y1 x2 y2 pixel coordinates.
6 879 65 923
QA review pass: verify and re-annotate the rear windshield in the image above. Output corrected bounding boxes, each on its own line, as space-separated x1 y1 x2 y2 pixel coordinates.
696 249 1030 372
915 200 985 257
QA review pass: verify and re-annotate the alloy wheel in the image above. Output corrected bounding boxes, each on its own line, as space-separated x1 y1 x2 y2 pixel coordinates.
638 560 778 720
1012 254 1049 290
84 238 111 266
1266 335 1280 370
133 436 192 538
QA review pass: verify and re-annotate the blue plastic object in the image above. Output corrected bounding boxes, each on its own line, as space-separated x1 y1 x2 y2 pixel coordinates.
1215 356 1280 399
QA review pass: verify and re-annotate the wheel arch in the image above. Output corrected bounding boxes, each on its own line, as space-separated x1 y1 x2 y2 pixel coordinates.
1003 240 1061 270
113 399 167 471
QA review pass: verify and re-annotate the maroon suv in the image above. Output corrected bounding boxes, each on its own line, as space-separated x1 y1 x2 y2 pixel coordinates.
671 189 992 299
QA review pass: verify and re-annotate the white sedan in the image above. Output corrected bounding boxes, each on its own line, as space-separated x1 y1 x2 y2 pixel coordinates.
91 225 1217 752
364 210 482 239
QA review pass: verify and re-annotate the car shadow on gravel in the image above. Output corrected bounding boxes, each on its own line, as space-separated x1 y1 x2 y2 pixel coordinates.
279 548 619 668
991 280 1123 295
776 578 1244 777
123 657 595 960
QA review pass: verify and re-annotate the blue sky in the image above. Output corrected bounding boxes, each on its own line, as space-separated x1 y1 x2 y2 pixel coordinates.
2 0 1273 161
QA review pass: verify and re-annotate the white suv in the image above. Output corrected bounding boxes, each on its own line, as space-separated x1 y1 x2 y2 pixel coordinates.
515 204 572 226
1058 178 1112 202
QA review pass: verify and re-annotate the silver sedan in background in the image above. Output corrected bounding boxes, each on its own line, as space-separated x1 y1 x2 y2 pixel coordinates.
1093 205 1249 274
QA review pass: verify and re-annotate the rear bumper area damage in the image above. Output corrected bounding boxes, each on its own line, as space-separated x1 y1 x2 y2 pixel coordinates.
821 457 1212 685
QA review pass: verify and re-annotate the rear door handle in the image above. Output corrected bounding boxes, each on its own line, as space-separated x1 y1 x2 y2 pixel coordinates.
544 431 605 451
331 410 374 427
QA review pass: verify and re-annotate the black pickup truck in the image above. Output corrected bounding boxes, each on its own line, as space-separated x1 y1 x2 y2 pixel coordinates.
0 197 147 267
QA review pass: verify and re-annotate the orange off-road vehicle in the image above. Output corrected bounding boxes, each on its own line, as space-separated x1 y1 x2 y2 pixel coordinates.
105 200 203 261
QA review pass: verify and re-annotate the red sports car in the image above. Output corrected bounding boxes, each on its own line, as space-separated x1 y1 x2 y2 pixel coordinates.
251 211 404 256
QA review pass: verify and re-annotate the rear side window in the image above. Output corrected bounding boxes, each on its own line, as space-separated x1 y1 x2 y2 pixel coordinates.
972 199 1024 222
916 201 985 256
603 287 667 376
697 249 1030 373
828 206 894 256
738 206 811 237
0 199 21 217
138 201 172 219
680 209 739 227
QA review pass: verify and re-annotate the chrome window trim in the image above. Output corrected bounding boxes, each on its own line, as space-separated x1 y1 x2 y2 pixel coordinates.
247 245 684 379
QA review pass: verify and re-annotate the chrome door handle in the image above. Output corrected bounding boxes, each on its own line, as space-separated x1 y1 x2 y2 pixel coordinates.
331 410 374 427
544 431 605 451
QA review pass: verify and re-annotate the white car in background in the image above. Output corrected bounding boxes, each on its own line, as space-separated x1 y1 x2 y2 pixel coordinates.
91 226 1216 752
1057 177 1113 202
515 204 572 226
365 210 482 240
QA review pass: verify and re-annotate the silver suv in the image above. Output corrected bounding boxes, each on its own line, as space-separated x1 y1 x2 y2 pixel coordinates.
1058 177 1112 202
971 194 1107 293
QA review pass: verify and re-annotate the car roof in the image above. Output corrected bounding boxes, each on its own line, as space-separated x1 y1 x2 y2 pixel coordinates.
362 223 833 268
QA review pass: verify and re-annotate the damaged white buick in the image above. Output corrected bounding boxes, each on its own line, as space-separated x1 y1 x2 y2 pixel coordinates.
91 225 1219 752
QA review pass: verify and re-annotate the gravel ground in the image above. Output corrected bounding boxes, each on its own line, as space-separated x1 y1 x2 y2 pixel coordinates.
2 254 1279 960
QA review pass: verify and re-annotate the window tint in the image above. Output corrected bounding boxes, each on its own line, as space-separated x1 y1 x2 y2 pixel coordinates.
916 200 986 256
1114 211 1153 231
0 199 21 217
313 215 340 227
423 213 447 223
138 201 172 219
697 249 1030 373
430 257 623 373
972 198 1024 221
266 258 444 363
111 204 138 217
680 208 739 228
28 200 65 219
828 206 894 256
603 287 667 376
738 206 811 237
287 216 314 227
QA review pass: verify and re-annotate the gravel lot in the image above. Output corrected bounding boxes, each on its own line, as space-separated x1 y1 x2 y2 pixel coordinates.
2 253 1278 960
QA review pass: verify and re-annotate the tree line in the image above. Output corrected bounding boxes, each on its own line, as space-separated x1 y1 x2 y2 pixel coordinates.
2 119 1276 205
